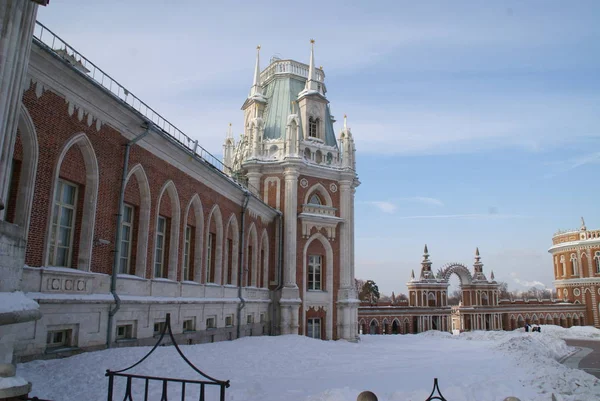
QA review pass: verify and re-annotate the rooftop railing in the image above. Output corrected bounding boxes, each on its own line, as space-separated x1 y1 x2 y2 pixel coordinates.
260 59 325 84
31 22 253 189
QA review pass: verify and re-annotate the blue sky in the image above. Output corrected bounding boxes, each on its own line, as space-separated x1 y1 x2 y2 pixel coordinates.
38 1 600 296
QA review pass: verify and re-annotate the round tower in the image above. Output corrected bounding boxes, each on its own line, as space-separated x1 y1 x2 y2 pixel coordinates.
549 218 600 327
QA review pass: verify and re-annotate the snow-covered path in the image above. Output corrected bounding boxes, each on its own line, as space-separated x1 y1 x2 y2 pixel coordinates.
18 326 600 401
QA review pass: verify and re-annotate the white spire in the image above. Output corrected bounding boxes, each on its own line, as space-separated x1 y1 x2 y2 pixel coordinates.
305 39 319 92
249 45 265 100
227 122 233 139
343 114 347 130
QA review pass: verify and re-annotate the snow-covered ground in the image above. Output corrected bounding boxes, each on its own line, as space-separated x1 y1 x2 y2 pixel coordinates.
18 325 600 401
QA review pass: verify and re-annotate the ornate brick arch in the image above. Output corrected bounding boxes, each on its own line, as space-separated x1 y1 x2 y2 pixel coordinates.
438 263 473 285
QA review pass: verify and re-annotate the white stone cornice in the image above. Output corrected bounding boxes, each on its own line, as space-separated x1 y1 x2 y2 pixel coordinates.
554 277 600 286
548 239 600 253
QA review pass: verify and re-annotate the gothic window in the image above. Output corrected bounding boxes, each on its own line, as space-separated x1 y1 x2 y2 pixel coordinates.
307 318 321 339
595 251 600 274
308 116 318 138
308 193 322 205
154 216 167 278
48 179 78 267
560 255 566 276
207 232 216 283
570 253 579 276
308 255 322 290
183 225 195 281
119 204 134 274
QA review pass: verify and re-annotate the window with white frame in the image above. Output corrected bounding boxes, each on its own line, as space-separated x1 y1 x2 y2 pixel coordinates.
307 318 321 339
206 316 216 329
183 317 196 332
308 255 322 291
225 314 233 327
560 255 566 276
46 328 73 349
153 321 166 336
595 251 600 274
154 216 167 278
183 225 192 281
206 232 216 283
119 204 134 274
571 254 579 276
116 323 135 340
48 179 78 267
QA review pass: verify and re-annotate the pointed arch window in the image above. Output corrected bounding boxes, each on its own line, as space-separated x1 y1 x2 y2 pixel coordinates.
570 253 579 276
308 255 322 290
49 179 78 267
560 255 566 277
308 116 318 138
595 251 600 274
308 193 322 205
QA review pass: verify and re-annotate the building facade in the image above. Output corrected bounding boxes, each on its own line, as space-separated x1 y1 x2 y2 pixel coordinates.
359 245 588 335
1 18 359 363
550 218 600 328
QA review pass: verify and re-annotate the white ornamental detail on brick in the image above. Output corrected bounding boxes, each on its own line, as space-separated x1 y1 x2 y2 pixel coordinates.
300 178 309 188
574 288 581 296
329 183 338 193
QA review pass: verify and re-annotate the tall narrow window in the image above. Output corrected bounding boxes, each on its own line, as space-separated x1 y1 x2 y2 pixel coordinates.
307 318 321 339
595 251 600 274
49 180 78 267
206 232 216 283
259 249 265 288
227 238 233 285
308 255 322 291
183 225 192 281
560 255 566 277
154 216 166 278
308 116 318 138
571 254 579 276
119 204 134 274
247 245 253 286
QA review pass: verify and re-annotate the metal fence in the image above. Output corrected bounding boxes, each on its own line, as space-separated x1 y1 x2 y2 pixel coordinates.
106 314 230 401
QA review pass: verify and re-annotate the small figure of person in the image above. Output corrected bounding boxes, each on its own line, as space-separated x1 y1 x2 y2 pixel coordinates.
525 324 530 332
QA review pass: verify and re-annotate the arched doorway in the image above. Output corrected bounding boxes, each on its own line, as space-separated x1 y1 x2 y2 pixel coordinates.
369 320 378 335
392 319 400 334
517 315 524 328
383 319 389 335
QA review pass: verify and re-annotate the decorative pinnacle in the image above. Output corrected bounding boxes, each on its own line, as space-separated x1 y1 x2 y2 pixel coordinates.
490 270 495 280
410 269 415 279
257 45 261 50
475 247 480 256
424 244 429 255
310 38 315 44
343 114 347 130
581 216 587 230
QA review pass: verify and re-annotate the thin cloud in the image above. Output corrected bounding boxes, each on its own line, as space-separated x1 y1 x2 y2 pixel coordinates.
365 201 397 214
545 151 600 179
399 197 444 207
395 214 530 220
510 272 546 289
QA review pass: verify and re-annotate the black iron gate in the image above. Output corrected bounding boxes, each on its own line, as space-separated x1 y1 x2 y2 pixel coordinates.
105 314 230 401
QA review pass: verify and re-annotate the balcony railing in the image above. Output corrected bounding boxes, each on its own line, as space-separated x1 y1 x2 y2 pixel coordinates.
31 21 255 190
260 59 325 84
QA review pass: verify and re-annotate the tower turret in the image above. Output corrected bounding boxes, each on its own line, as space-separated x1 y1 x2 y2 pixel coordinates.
472 247 487 281
420 244 435 280
222 123 235 170
339 114 356 170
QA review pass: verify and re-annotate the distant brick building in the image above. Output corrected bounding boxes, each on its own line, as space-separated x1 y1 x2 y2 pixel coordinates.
359 245 587 334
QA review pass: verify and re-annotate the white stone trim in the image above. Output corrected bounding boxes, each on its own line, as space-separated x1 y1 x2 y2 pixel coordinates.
14 103 39 234
205 205 224 285
303 182 333 207
125 164 151 278
45 133 98 271
246 223 259 287
224 214 239 286
183 194 204 283
260 229 269 288
302 232 334 340
154 180 181 281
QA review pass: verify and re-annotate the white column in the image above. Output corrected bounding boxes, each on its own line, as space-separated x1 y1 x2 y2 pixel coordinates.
339 180 352 289
283 168 299 288
0 0 39 216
